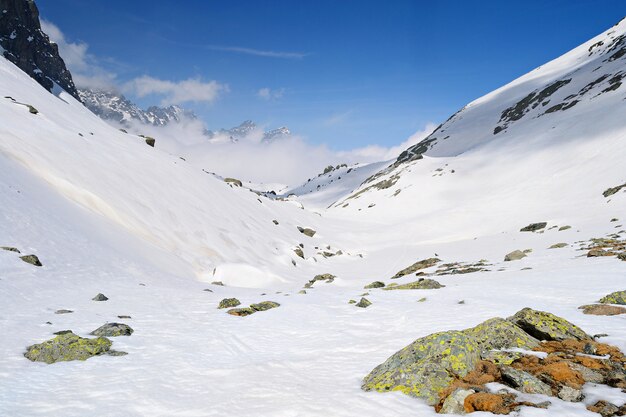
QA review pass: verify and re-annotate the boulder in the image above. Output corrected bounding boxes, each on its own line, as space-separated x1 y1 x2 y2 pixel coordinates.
90 323 134 337
464 317 539 350
250 301 280 311
500 366 552 395
356 297 372 308
362 330 481 405
520 222 547 232
24 332 112 364
599 290 626 305
364 281 385 289
508 308 590 341
504 250 526 261
383 278 444 290
297 226 316 237
144 137 155 147
579 304 626 316
218 298 241 309
294 247 304 259
391 257 440 278
224 177 242 187
227 307 256 317
19 254 42 266
92 293 108 301
1 246 20 253
558 225 572 231
439 388 475 415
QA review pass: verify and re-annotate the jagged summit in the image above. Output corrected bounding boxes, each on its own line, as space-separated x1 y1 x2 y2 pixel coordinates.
78 88 196 127
0 0 79 100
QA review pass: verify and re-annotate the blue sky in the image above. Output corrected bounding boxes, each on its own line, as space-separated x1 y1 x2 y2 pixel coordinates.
38 0 626 150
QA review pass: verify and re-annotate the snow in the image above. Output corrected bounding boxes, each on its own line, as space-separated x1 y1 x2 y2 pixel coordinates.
1 17 626 417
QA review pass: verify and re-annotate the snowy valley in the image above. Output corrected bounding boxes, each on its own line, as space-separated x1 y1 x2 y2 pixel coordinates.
1 1 626 416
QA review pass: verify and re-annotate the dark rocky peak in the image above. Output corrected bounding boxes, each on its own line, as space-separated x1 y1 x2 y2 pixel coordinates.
0 0 80 100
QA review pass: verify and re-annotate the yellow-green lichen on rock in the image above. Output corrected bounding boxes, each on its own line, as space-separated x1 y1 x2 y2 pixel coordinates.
464 317 539 351
24 332 112 364
361 330 481 405
508 307 590 341
599 290 626 305
382 278 444 291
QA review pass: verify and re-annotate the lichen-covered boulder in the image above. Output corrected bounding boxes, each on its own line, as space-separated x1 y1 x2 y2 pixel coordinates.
90 323 134 337
218 298 241 309
508 308 590 341
355 297 372 308
24 332 112 364
464 317 539 351
599 290 626 305
362 330 481 405
227 307 256 317
391 257 440 278
20 254 42 266
364 281 385 289
383 278 444 291
250 301 280 311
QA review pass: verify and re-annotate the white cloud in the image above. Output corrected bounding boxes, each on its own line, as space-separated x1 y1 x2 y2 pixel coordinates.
257 87 284 101
124 76 228 106
206 45 307 59
323 110 353 127
41 19 118 90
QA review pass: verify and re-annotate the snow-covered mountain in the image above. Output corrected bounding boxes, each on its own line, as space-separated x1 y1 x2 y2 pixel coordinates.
206 120 292 143
1 3 626 417
78 88 198 127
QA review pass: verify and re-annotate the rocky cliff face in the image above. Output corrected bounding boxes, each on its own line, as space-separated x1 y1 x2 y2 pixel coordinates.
0 0 80 100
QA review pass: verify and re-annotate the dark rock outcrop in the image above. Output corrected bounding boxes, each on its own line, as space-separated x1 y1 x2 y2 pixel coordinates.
0 0 80 100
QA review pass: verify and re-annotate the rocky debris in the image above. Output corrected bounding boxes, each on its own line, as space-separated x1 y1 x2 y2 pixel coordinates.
391 257 440 278
432 260 490 276
603 182 626 197
362 307 625 414
581 236 626 259
92 293 108 301
1 246 20 253
218 298 241 309
297 226 316 237
520 222 547 232
304 273 335 288
504 250 526 262
0 0 80 100
599 290 626 305
250 301 280 311
19 254 42 266
588 249 615 257
24 332 113 364
355 297 372 308
587 400 626 417
549 243 568 249
90 323 134 337
54 309 73 314
226 307 256 317
364 281 385 289
579 304 626 316
224 177 242 187
383 278 444 291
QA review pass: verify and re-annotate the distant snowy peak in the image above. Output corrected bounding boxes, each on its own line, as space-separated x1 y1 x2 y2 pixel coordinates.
78 88 196 127
206 120 292 143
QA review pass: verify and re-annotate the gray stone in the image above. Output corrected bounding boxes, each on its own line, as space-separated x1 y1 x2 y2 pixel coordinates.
383 278 444 290
356 297 372 308
218 298 241 309
504 250 527 261
20 254 42 266
557 386 583 402
500 366 552 395
508 307 590 341
520 222 547 232
92 293 108 301
439 388 475 415
297 226 316 237
364 281 385 289
1 246 20 253
90 323 134 337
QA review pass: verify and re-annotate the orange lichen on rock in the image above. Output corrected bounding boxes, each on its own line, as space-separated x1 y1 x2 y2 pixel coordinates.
464 393 515 414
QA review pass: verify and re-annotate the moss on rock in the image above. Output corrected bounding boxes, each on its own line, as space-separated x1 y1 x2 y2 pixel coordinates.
599 290 626 305
24 332 112 364
508 308 590 341
250 301 280 311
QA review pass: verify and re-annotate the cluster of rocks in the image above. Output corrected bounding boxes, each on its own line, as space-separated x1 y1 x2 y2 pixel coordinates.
431 261 491 276
362 308 626 415
218 298 280 317
582 235 626 260
1 246 42 266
